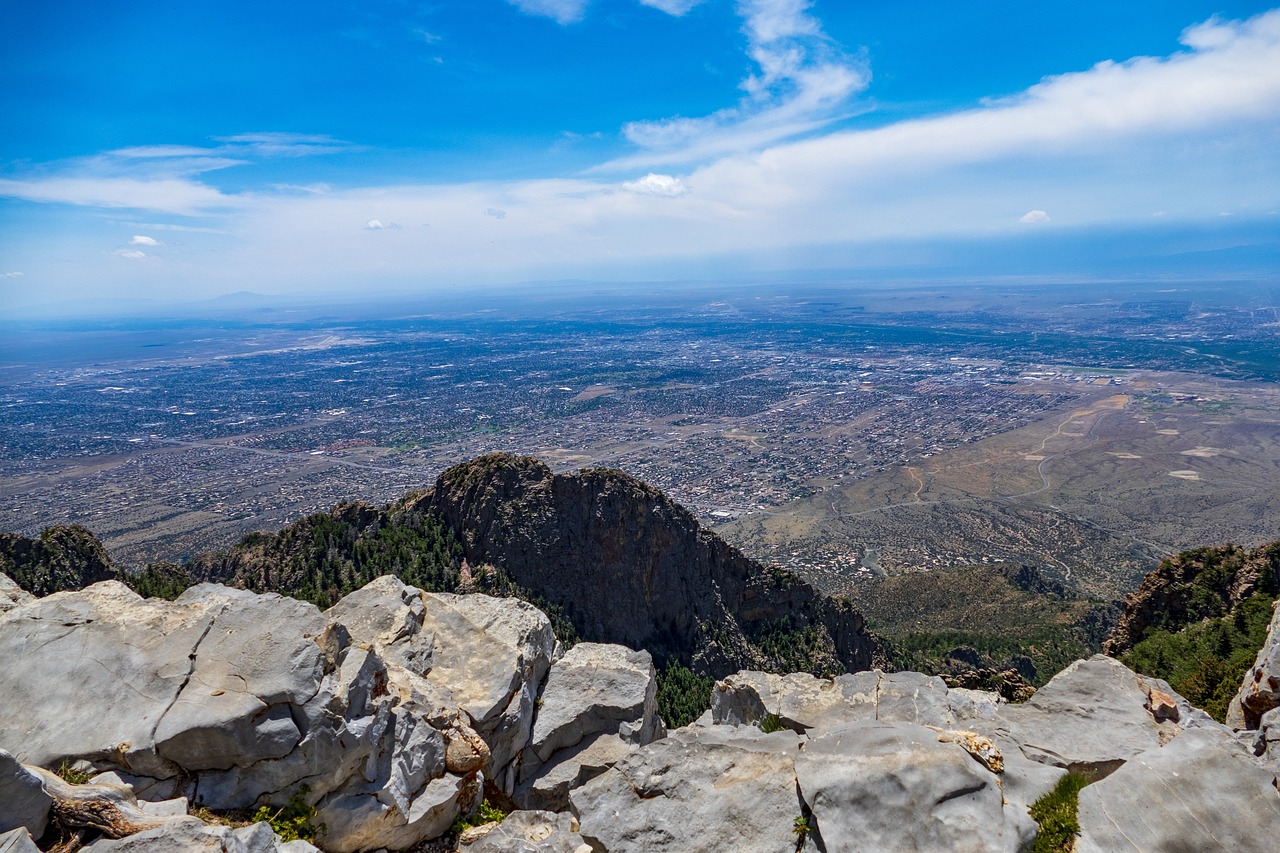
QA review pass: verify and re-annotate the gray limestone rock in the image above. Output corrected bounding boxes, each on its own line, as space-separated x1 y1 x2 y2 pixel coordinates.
1076 725 1280 852
0 750 51 839
0 829 40 853
419 592 556 785
1227 598 1280 730
993 655 1182 775
0 574 33 614
0 581 474 853
515 733 634 812
81 819 320 852
461 810 591 853
795 720 1034 852
569 726 803 853
527 643 661 763
325 575 434 676
711 668 989 732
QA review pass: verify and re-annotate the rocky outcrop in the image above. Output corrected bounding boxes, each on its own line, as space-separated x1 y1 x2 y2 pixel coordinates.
415 454 885 677
1227 598 1280 729
0 574 33 613
0 525 115 598
569 726 804 853
0 578 533 852
4 569 1279 851
1105 540 1280 656
459 810 590 853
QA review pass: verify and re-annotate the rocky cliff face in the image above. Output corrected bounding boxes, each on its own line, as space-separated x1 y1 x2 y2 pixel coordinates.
1105 540 1280 655
414 454 885 677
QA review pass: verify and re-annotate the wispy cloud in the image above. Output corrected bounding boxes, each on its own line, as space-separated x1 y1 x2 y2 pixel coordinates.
129 234 159 246
505 0 590 25
638 0 706 15
1019 210 1050 225
608 0 869 169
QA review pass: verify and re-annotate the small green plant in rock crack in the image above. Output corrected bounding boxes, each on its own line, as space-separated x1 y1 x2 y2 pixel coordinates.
251 786 324 842
450 799 508 835
55 760 95 786
758 712 785 734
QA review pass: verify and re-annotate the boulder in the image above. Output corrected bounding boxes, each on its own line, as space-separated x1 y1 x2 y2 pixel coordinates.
1076 726 1280 852
1227 599 1280 730
569 726 802 853
324 575 434 676
460 810 591 853
0 751 51 839
0 574 33 614
711 669 998 732
993 655 1192 776
795 721 1034 852
80 819 320 852
514 643 662 811
417 592 557 789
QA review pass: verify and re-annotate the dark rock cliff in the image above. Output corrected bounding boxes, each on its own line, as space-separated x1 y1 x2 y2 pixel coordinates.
413 453 886 677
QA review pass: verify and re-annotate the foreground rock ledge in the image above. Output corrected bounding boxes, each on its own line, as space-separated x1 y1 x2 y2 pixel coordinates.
2 575 1280 852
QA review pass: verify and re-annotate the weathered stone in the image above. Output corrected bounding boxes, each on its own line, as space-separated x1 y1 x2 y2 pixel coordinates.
1076 726 1280 852
419 592 556 783
0 581 327 778
712 668 983 732
325 576 433 676
0 828 40 853
0 574 33 614
515 733 634 812
795 721 1033 852
570 726 802 853
1227 598 1280 730
528 643 661 764
993 655 1178 775
460 810 591 853
81 819 320 852
317 769 478 853
0 751 51 839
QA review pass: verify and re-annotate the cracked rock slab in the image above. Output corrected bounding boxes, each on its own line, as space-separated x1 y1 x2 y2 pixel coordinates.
1076 725 1280 852
795 720 1033 853
569 726 802 853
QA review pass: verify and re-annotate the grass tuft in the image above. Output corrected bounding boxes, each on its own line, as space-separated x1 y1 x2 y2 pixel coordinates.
1028 771 1091 853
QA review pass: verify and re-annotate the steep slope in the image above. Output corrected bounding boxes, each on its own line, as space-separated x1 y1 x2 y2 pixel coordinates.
0 525 115 596
1106 540 1280 720
1104 541 1280 655
412 453 886 677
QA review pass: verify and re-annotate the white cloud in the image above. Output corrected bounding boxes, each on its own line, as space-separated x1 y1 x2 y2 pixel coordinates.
0 176 234 215
2 271 23 278
1019 210 1050 225
610 0 869 168
216 132 350 157
114 249 147 259
485 208 508 219
129 234 159 246
638 0 705 15
622 173 689 196
365 219 394 229
505 0 590 25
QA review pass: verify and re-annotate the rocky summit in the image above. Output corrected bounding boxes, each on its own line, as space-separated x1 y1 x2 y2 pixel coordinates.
2 573 1280 851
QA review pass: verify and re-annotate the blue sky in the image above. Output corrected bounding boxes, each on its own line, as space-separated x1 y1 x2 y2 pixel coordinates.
1 1 1278 310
